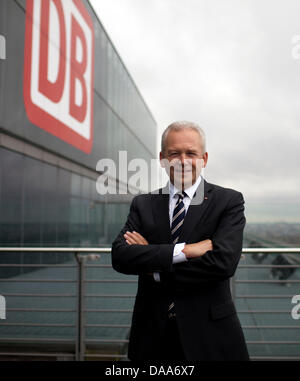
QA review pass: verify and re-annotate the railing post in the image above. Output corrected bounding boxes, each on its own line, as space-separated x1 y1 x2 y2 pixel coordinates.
75 253 86 361
75 253 100 361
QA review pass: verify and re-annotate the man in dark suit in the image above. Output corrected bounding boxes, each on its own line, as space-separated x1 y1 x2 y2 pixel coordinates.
112 121 249 361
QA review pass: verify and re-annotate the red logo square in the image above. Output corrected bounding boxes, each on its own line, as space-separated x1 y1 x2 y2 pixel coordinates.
24 0 94 153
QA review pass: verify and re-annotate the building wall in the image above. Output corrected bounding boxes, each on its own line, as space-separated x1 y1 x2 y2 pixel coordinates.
0 0 157 167
0 0 157 253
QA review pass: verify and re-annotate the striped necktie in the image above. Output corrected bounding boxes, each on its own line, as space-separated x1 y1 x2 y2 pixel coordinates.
171 192 186 244
168 192 186 318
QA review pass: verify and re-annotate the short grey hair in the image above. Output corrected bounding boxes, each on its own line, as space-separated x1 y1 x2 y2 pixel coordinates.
161 121 206 154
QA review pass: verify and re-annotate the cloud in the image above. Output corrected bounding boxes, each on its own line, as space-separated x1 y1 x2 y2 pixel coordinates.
91 0 300 220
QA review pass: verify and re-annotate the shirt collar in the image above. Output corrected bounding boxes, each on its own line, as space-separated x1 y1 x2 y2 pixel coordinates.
169 174 202 200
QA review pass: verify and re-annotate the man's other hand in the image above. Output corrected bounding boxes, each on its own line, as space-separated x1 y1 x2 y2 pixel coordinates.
124 231 149 245
183 239 212 259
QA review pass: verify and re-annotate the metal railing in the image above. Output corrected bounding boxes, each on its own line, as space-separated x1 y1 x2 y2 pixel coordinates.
0 247 299 361
0 248 113 361
231 248 300 361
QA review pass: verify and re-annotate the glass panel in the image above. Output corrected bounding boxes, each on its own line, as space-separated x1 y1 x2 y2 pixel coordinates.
56 168 71 247
0 148 24 246
41 162 58 247
23 156 43 247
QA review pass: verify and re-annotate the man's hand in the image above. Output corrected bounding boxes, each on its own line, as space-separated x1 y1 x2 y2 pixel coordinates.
124 231 149 245
183 239 212 259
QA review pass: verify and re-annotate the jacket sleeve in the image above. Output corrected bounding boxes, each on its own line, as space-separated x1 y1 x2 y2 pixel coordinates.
111 195 174 275
173 191 246 285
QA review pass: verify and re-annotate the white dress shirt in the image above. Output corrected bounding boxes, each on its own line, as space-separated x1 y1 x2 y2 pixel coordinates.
153 174 202 282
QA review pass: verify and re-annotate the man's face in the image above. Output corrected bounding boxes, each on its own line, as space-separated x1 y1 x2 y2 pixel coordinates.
159 129 208 190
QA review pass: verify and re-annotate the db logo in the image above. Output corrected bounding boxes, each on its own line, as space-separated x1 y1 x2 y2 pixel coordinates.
24 0 94 153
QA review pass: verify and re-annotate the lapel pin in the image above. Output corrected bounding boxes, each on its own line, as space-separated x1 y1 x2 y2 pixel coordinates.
204 196 208 200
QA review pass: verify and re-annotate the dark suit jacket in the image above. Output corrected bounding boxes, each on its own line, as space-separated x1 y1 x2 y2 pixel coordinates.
111 179 250 361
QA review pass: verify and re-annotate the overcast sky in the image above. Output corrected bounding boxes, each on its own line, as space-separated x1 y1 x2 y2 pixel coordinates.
90 0 300 222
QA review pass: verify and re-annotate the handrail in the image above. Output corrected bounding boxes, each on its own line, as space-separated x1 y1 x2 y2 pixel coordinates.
0 248 111 252
0 247 300 253
243 248 300 253
0 247 299 361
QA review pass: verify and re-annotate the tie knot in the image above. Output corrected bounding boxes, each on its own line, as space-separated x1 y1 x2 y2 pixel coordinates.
176 192 186 203
177 192 185 200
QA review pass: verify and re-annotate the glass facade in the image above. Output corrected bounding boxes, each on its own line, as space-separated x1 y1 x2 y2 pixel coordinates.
0 0 157 186
0 0 157 249
0 146 131 265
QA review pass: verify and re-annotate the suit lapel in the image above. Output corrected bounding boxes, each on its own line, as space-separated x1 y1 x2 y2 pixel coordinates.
151 184 172 243
179 180 214 243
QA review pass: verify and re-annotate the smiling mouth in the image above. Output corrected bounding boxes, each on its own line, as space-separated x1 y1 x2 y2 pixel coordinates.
174 169 192 173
